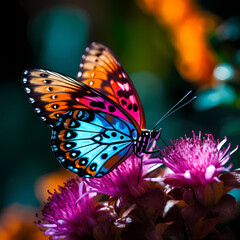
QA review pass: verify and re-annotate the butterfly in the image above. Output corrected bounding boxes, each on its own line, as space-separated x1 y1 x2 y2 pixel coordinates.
22 42 161 178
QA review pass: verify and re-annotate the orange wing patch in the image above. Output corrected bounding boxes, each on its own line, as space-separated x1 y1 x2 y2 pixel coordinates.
22 69 90 125
77 42 146 129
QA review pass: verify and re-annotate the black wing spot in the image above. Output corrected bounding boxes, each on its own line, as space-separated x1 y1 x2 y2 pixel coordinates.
52 104 59 109
69 119 80 128
43 79 52 84
65 130 77 139
47 87 53 91
89 101 106 109
70 150 81 158
121 99 127 106
111 132 117 137
40 73 49 78
64 142 76 150
117 90 133 99
79 158 88 166
108 105 116 113
102 132 110 139
127 103 132 110
133 103 138 112
118 77 128 84
101 153 108 159
90 163 97 171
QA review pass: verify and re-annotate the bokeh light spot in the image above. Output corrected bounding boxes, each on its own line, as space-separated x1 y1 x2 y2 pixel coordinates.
213 63 234 81
193 84 237 111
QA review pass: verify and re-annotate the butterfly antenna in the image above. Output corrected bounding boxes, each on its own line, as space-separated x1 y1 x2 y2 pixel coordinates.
160 136 168 147
153 91 197 130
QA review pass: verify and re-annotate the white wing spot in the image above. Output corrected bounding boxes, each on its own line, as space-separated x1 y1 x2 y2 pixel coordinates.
22 78 27 84
89 81 94 86
25 87 31 93
77 72 82 78
35 108 41 113
29 98 35 103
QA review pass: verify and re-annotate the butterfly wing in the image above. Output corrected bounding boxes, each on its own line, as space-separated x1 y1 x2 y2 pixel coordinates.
52 109 138 177
77 42 146 129
22 69 140 132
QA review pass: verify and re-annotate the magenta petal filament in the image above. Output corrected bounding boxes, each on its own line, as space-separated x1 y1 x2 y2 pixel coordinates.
150 131 238 188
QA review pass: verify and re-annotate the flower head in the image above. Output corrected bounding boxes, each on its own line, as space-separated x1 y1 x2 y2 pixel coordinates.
84 138 160 201
37 178 116 240
155 131 238 189
85 154 151 200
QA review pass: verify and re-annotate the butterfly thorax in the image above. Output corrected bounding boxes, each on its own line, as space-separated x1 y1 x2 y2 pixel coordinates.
134 129 161 156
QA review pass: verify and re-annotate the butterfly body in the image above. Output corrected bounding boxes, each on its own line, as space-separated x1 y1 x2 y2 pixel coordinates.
22 42 161 177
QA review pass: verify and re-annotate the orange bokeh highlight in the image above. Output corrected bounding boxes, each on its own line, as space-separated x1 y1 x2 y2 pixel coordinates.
35 169 75 202
0 204 48 240
139 0 219 86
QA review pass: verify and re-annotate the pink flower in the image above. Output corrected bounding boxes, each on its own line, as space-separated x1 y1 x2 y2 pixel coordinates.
84 138 160 201
37 178 116 240
149 131 238 189
84 154 151 199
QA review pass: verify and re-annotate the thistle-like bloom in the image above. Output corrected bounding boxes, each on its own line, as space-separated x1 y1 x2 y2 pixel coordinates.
149 131 238 189
84 138 160 201
37 178 116 240
85 154 151 200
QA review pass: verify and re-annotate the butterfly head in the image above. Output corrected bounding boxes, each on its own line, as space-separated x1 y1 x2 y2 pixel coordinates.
151 129 162 140
141 129 162 141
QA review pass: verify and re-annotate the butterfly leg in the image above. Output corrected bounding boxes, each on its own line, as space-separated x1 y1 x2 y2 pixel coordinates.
144 149 159 154
137 155 143 185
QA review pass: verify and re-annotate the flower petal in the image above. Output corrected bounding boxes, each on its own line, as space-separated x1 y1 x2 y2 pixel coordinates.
205 165 216 180
219 169 240 189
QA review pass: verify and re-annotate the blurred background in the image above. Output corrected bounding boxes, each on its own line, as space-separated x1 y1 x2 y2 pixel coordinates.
1 0 240 239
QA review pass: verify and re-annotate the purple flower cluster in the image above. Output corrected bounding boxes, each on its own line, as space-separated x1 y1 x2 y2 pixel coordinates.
37 132 240 239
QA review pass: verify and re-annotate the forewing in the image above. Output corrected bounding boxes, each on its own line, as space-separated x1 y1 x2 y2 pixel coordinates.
51 109 137 177
22 69 140 130
77 42 145 129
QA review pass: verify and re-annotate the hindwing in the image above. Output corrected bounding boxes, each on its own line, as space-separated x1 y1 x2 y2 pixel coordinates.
51 109 138 177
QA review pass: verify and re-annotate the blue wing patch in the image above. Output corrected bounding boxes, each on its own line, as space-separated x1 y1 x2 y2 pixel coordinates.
51 109 137 177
